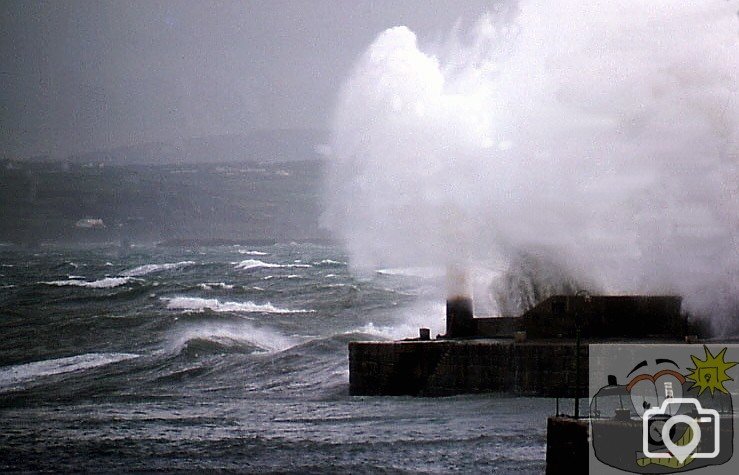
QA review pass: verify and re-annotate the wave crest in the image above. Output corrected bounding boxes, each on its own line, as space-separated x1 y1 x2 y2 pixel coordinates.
122 261 196 277
313 259 346 266
0 352 140 390
170 324 296 354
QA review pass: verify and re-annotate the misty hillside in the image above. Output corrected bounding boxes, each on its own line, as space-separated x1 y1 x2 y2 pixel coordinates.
0 159 328 245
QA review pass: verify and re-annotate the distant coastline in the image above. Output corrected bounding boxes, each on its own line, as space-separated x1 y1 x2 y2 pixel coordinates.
0 159 327 246
156 237 337 247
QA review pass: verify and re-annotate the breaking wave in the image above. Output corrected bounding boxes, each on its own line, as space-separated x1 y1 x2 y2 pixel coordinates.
162 296 313 314
237 250 269 255
170 324 296 354
233 259 312 270
41 277 135 289
376 267 444 278
0 352 140 390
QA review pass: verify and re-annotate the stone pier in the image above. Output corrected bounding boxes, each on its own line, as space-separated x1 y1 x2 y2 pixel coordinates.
349 339 588 397
349 295 702 397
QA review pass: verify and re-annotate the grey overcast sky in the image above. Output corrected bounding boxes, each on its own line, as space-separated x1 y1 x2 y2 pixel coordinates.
0 0 490 159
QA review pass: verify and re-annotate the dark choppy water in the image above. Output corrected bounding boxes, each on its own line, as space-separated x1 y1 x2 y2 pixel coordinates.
0 243 551 472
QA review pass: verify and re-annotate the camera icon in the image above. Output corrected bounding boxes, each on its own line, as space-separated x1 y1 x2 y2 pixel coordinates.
643 398 720 464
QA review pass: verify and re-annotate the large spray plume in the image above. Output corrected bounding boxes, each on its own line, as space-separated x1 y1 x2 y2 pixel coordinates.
323 0 739 333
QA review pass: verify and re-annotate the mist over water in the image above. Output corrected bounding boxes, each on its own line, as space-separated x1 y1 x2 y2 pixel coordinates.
323 0 739 333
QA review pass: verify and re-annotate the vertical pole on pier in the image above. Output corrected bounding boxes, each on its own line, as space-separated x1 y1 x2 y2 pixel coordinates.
574 326 581 419
573 291 590 419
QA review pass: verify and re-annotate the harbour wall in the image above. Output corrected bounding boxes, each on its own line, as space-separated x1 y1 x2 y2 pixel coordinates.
349 339 589 397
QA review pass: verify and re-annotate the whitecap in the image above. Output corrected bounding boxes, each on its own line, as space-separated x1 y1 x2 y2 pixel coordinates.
122 261 196 277
198 282 235 290
0 352 140 390
162 296 313 314
322 283 358 289
41 277 134 289
260 274 303 280
237 250 269 255
233 259 281 270
233 259 311 270
314 259 346 265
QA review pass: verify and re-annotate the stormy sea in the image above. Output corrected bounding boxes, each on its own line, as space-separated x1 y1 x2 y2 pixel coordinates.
0 243 555 473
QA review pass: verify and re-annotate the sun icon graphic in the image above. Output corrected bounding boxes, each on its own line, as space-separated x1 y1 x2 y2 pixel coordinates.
686 346 737 396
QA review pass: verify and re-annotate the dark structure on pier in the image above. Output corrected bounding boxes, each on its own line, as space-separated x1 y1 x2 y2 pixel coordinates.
457 294 686 340
349 294 702 396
